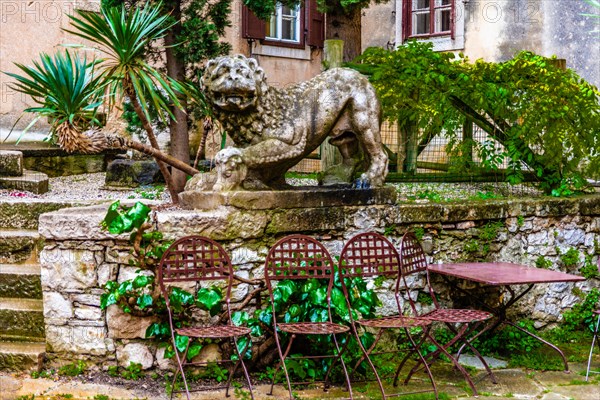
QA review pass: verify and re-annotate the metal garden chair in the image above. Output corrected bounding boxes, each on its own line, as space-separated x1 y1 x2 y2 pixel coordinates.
157 235 254 400
398 232 495 396
339 231 438 399
264 234 353 400
585 309 600 381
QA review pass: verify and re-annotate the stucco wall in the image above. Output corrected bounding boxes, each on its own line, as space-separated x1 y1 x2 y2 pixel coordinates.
38 195 600 366
463 0 599 86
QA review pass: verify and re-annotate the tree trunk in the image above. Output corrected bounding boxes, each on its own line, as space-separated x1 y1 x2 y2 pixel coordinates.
122 137 200 177
325 5 361 62
126 87 179 203
164 0 190 194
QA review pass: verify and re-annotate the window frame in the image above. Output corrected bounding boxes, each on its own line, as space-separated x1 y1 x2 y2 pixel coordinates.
405 0 455 40
263 2 306 49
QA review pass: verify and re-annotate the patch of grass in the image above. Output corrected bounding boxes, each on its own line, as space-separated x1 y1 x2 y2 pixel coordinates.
558 247 580 269
16 396 35 400
535 255 553 269
58 360 86 377
30 369 54 379
93 395 112 400
120 362 144 380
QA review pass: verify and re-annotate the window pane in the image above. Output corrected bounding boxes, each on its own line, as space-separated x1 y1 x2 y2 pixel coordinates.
281 17 297 40
413 0 429 10
413 12 430 35
266 13 276 38
438 0 451 5
435 9 451 32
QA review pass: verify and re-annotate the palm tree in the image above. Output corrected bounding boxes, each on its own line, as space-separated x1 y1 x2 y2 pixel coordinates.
5 49 199 183
63 2 197 201
5 50 111 153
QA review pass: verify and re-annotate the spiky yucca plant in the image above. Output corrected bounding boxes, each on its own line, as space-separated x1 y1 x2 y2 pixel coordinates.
5 51 107 152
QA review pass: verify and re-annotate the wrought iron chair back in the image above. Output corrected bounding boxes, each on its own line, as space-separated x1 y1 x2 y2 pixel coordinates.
339 231 403 315
264 234 353 400
156 235 253 400
338 232 438 399
399 231 440 314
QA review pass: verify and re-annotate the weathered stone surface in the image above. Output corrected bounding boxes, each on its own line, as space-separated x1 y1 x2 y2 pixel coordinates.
43 292 73 319
0 199 78 230
180 187 397 210
39 204 124 241
0 264 41 299
0 341 45 372
105 159 162 188
74 305 102 321
191 343 221 364
0 170 49 194
267 207 345 234
196 54 388 190
155 346 174 370
0 150 23 176
40 248 99 291
117 343 154 369
106 305 158 339
0 298 45 340
0 230 40 264
45 325 110 355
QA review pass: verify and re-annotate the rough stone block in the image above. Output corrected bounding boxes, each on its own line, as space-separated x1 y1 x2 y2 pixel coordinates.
0 264 41 299
0 298 45 340
105 159 163 187
0 170 49 194
45 325 110 355
179 186 398 210
117 343 154 369
0 341 45 372
106 305 158 339
40 248 98 291
0 150 23 176
0 230 40 264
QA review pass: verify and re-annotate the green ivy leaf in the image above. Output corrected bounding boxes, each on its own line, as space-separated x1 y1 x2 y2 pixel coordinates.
137 294 153 309
196 287 223 316
186 342 202 361
174 334 189 353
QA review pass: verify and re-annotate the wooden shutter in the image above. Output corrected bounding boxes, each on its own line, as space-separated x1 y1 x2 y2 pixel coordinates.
242 4 266 40
306 0 324 48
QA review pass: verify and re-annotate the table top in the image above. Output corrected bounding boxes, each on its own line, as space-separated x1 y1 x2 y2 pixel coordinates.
428 262 586 285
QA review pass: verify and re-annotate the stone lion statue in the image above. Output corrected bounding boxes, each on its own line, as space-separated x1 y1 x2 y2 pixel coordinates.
188 54 388 191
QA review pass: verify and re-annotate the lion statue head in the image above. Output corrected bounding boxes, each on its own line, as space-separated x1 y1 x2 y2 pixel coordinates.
203 54 269 112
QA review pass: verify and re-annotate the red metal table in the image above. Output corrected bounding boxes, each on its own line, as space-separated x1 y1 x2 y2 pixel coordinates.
428 262 586 372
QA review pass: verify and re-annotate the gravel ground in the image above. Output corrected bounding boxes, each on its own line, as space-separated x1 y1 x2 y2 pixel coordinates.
0 172 543 203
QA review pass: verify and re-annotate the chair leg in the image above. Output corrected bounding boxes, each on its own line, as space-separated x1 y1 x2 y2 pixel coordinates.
270 332 296 399
351 329 384 378
229 335 255 400
171 340 191 400
586 314 600 381
404 327 438 400
407 332 478 397
326 333 353 399
393 326 430 388
352 326 386 399
446 322 498 384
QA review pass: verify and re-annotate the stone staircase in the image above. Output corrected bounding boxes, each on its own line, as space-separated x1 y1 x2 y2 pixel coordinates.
0 200 76 372
0 150 49 194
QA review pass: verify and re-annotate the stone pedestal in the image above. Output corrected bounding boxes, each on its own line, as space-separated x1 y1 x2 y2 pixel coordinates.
179 186 398 210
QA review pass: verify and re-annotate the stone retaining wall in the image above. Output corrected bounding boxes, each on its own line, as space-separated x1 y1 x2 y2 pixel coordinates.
38 195 600 368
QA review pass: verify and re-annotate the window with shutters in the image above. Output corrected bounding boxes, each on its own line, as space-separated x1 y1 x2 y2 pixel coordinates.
267 4 301 43
398 0 464 51
242 0 324 50
405 0 454 38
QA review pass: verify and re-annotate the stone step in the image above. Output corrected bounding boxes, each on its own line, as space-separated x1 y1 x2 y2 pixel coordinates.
0 229 41 264
0 169 49 194
0 150 23 176
0 264 41 299
0 341 45 372
0 199 79 229
0 298 45 341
